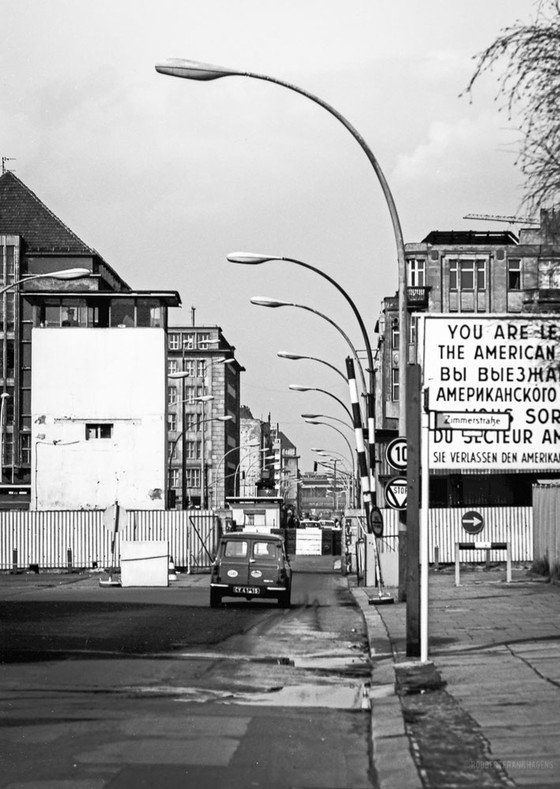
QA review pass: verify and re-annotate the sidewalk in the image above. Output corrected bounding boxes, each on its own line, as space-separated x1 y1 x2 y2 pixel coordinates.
352 566 560 789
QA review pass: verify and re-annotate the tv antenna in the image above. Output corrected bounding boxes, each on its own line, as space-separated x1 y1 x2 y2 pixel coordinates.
1 157 16 175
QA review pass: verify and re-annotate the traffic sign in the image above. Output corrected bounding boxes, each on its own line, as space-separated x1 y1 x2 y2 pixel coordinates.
384 476 407 510
386 437 407 471
462 510 484 535
435 412 512 431
369 505 384 537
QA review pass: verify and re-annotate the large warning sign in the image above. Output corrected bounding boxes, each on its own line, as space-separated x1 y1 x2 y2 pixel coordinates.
421 315 560 471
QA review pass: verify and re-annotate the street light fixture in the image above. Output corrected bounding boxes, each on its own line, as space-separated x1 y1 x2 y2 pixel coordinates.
278 351 348 383
289 384 353 422
0 267 90 297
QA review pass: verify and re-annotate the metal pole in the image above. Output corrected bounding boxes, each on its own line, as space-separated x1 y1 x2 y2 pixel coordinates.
181 342 188 509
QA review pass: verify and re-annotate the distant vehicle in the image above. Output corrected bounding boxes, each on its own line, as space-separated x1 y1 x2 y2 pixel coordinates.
210 532 292 608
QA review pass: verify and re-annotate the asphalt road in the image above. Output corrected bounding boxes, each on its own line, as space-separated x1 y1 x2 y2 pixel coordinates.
0 557 377 788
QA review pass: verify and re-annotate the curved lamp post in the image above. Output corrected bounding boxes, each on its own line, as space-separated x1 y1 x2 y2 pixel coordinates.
250 297 367 397
211 440 260 505
277 351 347 383
289 384 353 422
155 59 407 435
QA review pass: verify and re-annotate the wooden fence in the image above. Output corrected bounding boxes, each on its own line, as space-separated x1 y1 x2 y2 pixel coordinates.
0 509 220 572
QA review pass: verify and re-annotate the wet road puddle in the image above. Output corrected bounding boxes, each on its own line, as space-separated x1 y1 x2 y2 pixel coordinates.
126 650 372 709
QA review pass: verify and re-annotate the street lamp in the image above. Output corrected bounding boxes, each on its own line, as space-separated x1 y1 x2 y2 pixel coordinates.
235 450 275 496
301 413 353 431
250 297 367 396
289 384 353 422
277 351 348 383
0 267 91 297
306 420 357 507
155 59 407 434
211 440 260 506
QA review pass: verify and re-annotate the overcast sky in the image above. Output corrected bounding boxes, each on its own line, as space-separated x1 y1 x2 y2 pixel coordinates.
1 0 537 469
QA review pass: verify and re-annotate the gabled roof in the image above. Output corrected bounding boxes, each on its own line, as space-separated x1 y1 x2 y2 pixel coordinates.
0 171 95 254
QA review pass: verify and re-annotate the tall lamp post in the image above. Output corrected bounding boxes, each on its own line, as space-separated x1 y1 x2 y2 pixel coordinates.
155 59 407 435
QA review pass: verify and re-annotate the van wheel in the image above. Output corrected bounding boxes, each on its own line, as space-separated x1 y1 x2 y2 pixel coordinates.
210 589 222 608
278 590 291 608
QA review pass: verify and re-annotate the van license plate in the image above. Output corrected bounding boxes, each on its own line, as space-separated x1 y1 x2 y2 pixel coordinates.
234 586 261 594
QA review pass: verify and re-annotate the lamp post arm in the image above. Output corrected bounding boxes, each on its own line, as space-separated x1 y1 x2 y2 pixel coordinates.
295 304 368 397
281 257 374 376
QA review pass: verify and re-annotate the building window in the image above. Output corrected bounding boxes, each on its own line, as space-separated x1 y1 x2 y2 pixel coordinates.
184 360 196 377
110 299 135 328
185 468 201 488
539 259 560 288
508 259 521 290
391 368 399 402
185 413 200 431
136 300 162 327
169 333 180 350
183 333 195 350
185 385 203 403
196 360 206 377
407 259 426 287
169 468 180 488
198 333 211 348
391 319 399 350
186 440 201 459
449 259 487 292
168 359 179 375
85 423 113 440
409 314 418 345
168 386 177 404
168 413 177 432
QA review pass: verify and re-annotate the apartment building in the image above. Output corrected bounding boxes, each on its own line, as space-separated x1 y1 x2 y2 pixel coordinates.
375 215 560 507
167 326 243 509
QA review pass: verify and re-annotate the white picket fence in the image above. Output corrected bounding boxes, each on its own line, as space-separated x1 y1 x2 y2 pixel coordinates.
0 509 220 572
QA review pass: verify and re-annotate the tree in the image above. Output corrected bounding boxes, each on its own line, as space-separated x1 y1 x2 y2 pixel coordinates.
466 0 560 216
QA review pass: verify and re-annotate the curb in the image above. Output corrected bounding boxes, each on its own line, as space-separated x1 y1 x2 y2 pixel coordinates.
351 587 423 789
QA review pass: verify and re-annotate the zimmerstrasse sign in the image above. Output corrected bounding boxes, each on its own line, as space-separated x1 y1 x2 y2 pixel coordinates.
421 314 560 471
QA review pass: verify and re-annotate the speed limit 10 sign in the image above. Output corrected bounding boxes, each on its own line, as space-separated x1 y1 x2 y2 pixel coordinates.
386 437 407 471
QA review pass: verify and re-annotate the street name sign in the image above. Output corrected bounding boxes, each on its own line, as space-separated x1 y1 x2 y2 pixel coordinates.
435 412 512 431
421 315 560 470
384 476 407 510
385 437 407 470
